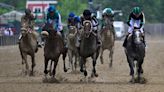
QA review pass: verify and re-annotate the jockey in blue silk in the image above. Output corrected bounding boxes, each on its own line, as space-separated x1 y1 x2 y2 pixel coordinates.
46 5 63 36
123 7 146 47
67 12 81 30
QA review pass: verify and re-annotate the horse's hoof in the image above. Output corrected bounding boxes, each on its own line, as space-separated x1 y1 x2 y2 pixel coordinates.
138 77 147 84
109 63 112 68
64 69 67 72
141 69 144 74
80 69 84 72
95 73 98 77
29 71 34 76
84 71 87 76
44 70 48 75
129 78 135 84
49 72 52 76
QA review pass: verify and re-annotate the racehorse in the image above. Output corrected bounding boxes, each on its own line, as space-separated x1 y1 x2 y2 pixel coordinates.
41 23 67 78
124 27 145 83
67 26 79 71
100 15 115 67
19 25 39 76
79 20 100 77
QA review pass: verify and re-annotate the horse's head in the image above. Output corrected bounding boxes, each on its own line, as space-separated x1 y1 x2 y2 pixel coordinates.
82 20 92 38
41 22 56 37
132 27 143 45
21 22 29 37
68 26 77 38
103 14 114 29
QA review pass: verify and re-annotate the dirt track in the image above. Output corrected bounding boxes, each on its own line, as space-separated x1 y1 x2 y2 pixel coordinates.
0 37 164 92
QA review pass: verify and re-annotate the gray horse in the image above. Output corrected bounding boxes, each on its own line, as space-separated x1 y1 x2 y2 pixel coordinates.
79 20 100 77
124 27 145 83
100 15 115 67
19 27 38 76
42 24 67 78
67 26 79 71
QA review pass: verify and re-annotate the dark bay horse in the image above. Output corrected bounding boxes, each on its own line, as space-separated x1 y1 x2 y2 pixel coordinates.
67 26 79 71
124 27 145 83
41 23 67 78
100 15 115 67
79 20 100 77
19 27 39 76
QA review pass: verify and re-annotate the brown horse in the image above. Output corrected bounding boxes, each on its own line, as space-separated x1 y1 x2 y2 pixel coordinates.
100 15 115 67
67 26 79 71
19 27 39 76
41 23 67 78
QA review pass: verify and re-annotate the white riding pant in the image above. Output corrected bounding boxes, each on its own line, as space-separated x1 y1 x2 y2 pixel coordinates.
57 14 63 32
91 20 98 31
128 18 144 34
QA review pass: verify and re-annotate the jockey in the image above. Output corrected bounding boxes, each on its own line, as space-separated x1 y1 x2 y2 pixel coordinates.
101 8 115 35
74 16 81 30
19 8 35 40
18 8 41 47
67 12 81 29
67 12 76 28
80 9 101 46
46 5 63 37
123 7 145 47
81 9 99 31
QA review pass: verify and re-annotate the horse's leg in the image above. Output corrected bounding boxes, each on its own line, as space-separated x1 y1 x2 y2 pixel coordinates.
49 60 53 76
80 57 84 72
127 57 135 83
74 54 78 71
20 51 25 65
52 59 59 78
91 53 98 77
44 57 49 77
68 50 73 71
80 57 87 76
23 54 29 75
83 59 87 77
100 47 104 64
109 47 114 67
137 59 144 83
126 53 135 83
30 54 36 76
63 49 68 72
21 53 28 75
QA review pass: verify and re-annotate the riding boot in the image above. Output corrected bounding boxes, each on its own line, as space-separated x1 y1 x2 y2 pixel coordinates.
17 34 22 44
95 30 102 47
123 34 129 47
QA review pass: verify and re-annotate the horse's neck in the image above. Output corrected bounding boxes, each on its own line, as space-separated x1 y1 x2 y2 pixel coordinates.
22 33 34 46
102 26 111 36
127 35 135 48
82 34 96 44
